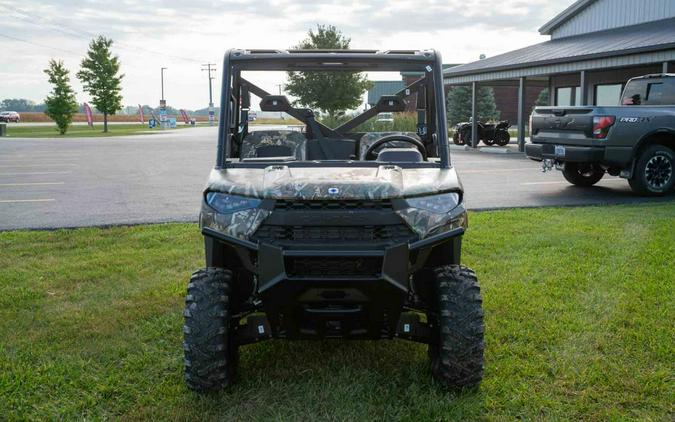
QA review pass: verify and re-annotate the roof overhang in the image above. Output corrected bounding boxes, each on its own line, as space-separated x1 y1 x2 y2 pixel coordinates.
538 0 596 35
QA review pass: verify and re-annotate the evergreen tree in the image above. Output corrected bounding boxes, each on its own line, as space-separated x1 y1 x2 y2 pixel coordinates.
285 25 372 117
446 85 500 125
43 60 79 135
534 88 550 107
77 36 123 132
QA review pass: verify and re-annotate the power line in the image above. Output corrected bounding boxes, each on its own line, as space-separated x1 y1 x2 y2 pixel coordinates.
5 5 207 64
0 32 80 55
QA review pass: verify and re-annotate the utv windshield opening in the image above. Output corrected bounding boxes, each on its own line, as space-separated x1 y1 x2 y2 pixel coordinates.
216 50 451 168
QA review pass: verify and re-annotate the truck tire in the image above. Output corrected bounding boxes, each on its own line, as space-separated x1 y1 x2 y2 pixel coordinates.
452 132 462 145
628 144 674 196
183 267 237 391
562 163 605 186
427 265 484 391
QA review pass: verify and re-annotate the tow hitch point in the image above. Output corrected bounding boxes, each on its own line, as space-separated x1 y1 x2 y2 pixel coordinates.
541 159 554 173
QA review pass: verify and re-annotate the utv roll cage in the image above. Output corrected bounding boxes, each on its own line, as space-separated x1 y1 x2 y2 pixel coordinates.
215 49 451 169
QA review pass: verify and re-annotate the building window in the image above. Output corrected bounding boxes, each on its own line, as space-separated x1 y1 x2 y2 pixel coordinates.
556 87 572 106
594 84 623 106
555 86 581 106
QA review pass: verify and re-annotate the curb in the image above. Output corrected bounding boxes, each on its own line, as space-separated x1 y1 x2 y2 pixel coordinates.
479 147 516 154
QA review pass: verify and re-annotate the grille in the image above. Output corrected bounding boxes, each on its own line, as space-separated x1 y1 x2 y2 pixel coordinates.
285 256 382 277
253 224 413 243
274 199 393 211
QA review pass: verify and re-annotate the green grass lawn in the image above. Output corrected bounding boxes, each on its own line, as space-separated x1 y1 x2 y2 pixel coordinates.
1 204 673 420
4 123 194 138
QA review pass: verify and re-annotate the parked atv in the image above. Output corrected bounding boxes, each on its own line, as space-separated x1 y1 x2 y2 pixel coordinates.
183 49 484 393
453 119 511 146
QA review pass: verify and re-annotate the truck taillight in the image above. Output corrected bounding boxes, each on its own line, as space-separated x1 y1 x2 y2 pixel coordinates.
592 116 615 139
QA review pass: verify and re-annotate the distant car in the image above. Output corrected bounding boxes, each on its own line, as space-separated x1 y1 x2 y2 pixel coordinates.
377 112 394 123
248 110 258 121
0 111 20 123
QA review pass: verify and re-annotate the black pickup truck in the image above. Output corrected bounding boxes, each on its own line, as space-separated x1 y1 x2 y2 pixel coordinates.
526 74 675 195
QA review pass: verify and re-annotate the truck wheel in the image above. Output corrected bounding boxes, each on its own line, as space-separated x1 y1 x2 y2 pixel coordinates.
562 163 605 186
427 265 484 391
183 267 237 391
628 145 674 196
452 132 461 145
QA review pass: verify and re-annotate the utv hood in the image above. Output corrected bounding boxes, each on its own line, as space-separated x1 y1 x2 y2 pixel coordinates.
205 165 462 200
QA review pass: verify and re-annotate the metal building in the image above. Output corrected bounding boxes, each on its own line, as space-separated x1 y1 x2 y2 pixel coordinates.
444 0 675 150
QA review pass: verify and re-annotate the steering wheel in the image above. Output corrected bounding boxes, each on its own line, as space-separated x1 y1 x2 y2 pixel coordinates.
364 134 428 161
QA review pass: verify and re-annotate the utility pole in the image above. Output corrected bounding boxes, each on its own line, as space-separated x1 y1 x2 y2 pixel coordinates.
202 63 216 125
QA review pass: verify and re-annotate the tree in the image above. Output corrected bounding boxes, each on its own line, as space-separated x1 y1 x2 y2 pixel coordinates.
285 25 372 117
534 88 549 107
446 85 500 125
43 60 79 135
1 98 36 112
77 36 123 132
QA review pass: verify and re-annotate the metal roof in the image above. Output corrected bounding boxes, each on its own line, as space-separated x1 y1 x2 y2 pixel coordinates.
444 18 675 79
539 0 596 35
367 81 406 105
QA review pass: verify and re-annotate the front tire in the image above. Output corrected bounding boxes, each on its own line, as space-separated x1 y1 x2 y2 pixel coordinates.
183 267 237 392
562 163 605 186
428 265 484 391
494 131 510 146
628 144 674 196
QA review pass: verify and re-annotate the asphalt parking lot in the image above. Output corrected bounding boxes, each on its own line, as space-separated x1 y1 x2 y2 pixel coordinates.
0 126 672 230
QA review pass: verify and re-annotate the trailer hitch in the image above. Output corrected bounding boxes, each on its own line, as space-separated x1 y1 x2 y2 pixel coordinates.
541 159 554 173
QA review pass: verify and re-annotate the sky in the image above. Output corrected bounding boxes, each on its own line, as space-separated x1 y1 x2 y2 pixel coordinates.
0 0 576 111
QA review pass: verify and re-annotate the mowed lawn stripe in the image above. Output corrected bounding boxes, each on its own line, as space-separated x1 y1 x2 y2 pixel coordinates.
0 203 673 420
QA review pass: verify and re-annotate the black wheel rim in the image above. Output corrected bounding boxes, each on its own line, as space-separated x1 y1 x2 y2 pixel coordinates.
645 154 673 190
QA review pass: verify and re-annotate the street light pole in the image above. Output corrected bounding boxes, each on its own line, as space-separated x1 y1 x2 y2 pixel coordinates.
160 67 168 129
161 67 167 101
202 63 216 125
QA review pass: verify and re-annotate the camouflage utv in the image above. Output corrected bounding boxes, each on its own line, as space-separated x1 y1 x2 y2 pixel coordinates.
184 49 484 391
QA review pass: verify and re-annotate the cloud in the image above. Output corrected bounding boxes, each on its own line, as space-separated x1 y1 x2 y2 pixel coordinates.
0 0 574 109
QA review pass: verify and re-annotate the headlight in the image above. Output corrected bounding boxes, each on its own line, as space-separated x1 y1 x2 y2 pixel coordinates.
405 192 460 213
205 192 262 213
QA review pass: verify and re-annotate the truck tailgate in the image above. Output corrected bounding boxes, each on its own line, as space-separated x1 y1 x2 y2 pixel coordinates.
531 107 596 146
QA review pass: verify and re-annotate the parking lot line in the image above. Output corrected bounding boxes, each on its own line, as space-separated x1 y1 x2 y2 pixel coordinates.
0 164 76 168
0 199 56 203
0 182 65 187
460 168 535 174
521 179 625 185
0 171 71 176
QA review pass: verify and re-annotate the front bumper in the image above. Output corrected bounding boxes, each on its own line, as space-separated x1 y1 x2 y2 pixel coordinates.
202 224 463 340
202 224 464 293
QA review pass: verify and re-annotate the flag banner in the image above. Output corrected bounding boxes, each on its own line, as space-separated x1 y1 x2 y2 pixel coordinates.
180 109 189 124
83 103 94 127
150 109 160 122
138 104 145 124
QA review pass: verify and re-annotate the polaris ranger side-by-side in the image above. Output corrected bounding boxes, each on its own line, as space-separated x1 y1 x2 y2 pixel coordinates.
527 74 675 195
183 49 484 392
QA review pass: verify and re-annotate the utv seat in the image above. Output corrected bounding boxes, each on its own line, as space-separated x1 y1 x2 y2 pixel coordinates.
240 130 307 160
359 132 422 160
